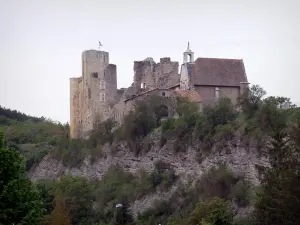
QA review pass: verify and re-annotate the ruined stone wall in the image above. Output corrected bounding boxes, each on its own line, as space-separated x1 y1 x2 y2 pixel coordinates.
123 85 135 99
70 77 82 139
104 64 117 105
112 89 177 124
133 59 156 94
111 101 126 124
133 57 179 94
155 58 179 88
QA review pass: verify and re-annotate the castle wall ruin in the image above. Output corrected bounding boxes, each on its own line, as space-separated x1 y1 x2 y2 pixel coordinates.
70 43 248 139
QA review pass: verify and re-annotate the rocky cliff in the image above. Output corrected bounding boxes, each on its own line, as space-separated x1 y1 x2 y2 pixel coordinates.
30 128 268 217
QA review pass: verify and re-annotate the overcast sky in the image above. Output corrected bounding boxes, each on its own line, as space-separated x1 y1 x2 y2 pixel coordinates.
0 0 299 123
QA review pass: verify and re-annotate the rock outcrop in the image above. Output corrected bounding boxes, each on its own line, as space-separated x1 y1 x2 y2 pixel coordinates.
30 128 269 217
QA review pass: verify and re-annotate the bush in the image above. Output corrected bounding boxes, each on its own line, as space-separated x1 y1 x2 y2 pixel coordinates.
230 180 253 207
88 118 117 148
61 139 87 167
90 146 104 164
196 164 252 207
162 118 176 132
187 197 234 225
150 160 177 191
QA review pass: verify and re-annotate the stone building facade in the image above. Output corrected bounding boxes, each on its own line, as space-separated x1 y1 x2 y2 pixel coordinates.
70 42 249 139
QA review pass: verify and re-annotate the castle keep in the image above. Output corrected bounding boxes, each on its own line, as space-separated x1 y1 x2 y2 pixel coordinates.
70 42 249 139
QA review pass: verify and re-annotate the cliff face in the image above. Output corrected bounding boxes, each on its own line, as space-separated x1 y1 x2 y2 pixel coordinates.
30 129 268 184
30 128 268 217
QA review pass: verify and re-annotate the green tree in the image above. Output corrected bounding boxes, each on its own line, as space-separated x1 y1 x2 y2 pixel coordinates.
0 131 44 224
187 197 233 225
113 203 133 225
237 84 266 118
43 194 71 225
54 175 95 224
253 118 300 225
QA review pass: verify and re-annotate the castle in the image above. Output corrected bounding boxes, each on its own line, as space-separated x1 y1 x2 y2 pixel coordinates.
70 42 249 139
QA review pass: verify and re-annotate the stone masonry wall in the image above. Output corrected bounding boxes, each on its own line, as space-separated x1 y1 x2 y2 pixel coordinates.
104 64 117 105
133 59 156 94
155 58 179 88
79 50 116 138
133 58 179 94
194 86 240 106
70 77 82 138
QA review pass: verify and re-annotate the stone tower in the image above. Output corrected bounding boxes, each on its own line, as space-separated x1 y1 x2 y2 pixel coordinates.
180 42 195 90
70 42 117 139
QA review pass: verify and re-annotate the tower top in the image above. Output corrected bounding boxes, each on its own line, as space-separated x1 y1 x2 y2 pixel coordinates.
183 42 194 63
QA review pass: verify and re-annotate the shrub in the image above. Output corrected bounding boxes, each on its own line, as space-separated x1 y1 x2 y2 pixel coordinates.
196 164 252 206
88 118 117 148
61 139 87 167
230 180 253 207
150 160 177 191
90 146 104 164
162 118 176 132
187 197 233 225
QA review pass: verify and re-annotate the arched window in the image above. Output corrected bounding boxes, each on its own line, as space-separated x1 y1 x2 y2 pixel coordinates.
100 93 105 102
100 80 105 89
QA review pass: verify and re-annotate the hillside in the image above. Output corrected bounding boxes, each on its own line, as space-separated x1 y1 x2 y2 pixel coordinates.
1 85 300 225
0 105 68 171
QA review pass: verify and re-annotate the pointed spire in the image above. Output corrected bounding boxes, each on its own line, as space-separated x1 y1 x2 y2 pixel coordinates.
185 42 192 53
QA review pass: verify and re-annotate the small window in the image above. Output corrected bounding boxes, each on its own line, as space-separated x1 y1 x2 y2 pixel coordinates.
162 92 166 97
100 80 105 89
100 93 105 102
141 83 146 89
91 72 98 78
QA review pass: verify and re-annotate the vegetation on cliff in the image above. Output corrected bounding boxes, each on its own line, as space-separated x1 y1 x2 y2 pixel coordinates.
1 84 300 224
0 132 44 224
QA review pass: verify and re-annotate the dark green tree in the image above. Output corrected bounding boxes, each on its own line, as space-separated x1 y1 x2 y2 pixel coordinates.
237 84 266 119
253 118 300 225
113 203 133 225
0 131 44 224
187 197 233 225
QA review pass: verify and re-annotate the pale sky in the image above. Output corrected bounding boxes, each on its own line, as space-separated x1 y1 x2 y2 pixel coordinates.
0 0 299 123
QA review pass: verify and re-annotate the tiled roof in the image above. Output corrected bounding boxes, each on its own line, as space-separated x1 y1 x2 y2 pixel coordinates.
191 58 248 87
174 90 202 102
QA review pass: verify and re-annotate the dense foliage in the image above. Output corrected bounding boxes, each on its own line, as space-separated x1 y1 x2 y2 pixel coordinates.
1 84 300 224
0 131 44 224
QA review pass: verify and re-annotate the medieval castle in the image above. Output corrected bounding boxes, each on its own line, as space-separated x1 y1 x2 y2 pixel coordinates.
70 42 249 139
